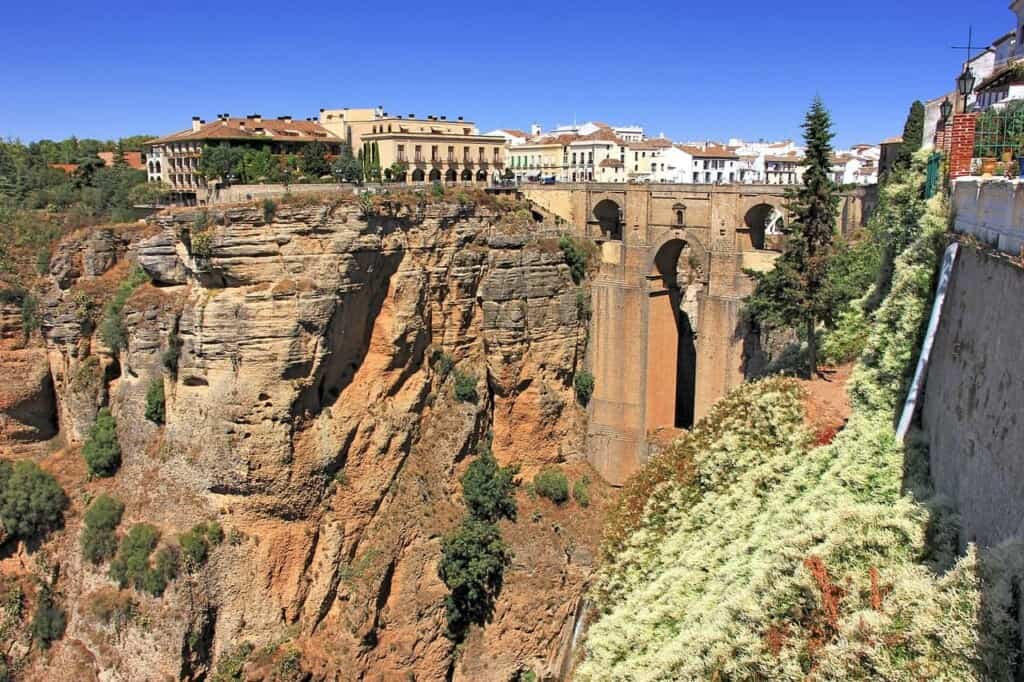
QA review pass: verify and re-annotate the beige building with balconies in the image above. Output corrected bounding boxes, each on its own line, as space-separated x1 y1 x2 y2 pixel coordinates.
319 107 506 184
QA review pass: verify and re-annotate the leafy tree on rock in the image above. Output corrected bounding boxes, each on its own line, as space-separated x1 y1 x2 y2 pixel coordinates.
460 441 517 522
82 408 122 477
745 98 840 377
0 460 68 540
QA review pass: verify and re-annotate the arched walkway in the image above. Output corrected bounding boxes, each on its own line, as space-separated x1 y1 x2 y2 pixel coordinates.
476 169 487 182
646 238 701 430
446 169 458 182
460 169 472 181
593 199 623 241
744 203 785 251
412 169 425 182
429 169 441 182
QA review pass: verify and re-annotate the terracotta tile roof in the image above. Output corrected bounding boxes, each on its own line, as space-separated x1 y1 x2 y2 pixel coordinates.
628 139 673 150
881 136 903 145
599 158 623 168
572 128 623 143
677 144 738 159
148 117 338 145
765 155 805 164
975 61 1024 92
49 163 78 174
98 151 145 170
497 129 530 138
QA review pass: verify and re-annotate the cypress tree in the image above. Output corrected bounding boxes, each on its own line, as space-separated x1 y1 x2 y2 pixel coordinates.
896 101 925 169
745 97 840 377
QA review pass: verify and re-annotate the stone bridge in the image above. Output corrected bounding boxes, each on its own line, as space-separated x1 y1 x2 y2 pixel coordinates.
520 183 874 485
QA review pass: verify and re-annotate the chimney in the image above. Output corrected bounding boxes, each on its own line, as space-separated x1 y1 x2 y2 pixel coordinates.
192 116 202 132
530 123 541 137
457 116 464 121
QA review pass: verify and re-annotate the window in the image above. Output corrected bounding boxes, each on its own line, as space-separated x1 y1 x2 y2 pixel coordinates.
431 145 439 161
573 152 577 164
448 145 455 161
464 146 470 161
675 206 686 226
415 145 422 161
397 144 406 162
588 151 593 164
479 146 485 162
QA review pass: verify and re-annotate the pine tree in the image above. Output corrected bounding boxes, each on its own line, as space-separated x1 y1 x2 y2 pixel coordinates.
896 101 925 170
745 98 840 377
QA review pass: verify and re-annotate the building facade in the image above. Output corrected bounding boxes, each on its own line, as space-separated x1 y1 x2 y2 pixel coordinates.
146 114 342 205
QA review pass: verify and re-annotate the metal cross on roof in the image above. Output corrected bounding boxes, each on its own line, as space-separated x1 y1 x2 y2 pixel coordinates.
952 26 979 65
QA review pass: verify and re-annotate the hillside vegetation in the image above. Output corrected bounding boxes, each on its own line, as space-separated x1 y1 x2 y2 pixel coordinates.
579 159 1024 680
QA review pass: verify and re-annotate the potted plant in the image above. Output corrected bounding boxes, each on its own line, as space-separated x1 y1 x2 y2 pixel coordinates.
995 161 1006 177
1002 148 1014 163
982 157 998 176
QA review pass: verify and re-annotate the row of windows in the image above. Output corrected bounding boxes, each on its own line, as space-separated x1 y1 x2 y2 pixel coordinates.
397 144 500 163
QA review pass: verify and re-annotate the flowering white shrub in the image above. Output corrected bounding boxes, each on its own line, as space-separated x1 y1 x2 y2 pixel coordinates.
579 191 1024 680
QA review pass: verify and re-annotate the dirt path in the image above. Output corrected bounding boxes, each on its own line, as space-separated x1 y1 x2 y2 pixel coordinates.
800 364 854 445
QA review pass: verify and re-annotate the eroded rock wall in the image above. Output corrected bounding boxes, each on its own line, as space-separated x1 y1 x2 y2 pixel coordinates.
4 197 602 681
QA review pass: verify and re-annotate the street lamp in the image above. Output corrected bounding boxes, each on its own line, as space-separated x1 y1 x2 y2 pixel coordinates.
940 97 953 123
957 68 976 113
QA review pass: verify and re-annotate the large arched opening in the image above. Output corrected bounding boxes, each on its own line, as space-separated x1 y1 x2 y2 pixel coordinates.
744 203 785 251
429 169 441 182
593 199 623 241
645 238 702 430
446 169 458 183
411 168 425 182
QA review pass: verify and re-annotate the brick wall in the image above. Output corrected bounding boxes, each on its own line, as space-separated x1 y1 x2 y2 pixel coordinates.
948 113 979 180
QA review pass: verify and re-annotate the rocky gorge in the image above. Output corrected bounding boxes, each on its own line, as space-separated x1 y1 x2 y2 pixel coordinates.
0 192 606 681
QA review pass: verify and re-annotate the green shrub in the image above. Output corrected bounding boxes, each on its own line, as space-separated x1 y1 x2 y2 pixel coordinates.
178 521 222 570
461 442 517 522
162 329 182 376
431 182 445 198
109 523 177 596
82 408 121 477
81 494 124 564
453 370 478 403
191 231 214 259
572 478 591 507
533 467 569 505
262 198 277 223
98 267 149 352
144 378 165 424
211 642 254 682
438 517 511 640
559 234 589 285
574 369 594 406
20 293 38 341
30 588 65 649
431 350 454 378
0 460 68 540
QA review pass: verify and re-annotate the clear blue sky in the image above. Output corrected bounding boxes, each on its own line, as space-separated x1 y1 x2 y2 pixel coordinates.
0 0 1010 148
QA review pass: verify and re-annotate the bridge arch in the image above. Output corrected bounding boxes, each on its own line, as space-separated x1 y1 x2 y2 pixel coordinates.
645 233 705 430
744 203 786 251
593 199 623 241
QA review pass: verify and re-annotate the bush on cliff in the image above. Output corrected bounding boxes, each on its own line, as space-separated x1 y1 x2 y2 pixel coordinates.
559 234 589 285
30 587 65 649
178 521 223 570
461 441 517 522
144 378 165 424
82 408 121 478
0 460 68 541
81 494 124 565
440 437 518 641
453 369 477 403
98 266 148 353
574 369 594 406
109 523 180 597
533 467 569 505
438 517 511 640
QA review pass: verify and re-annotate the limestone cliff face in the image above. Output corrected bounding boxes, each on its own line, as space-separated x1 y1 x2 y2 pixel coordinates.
4 197 602 681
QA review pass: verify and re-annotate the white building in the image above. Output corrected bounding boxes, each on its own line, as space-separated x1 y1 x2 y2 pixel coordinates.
485 128 531 146
678 144 741 184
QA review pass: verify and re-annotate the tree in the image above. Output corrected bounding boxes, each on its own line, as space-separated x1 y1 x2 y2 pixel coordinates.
113 140 127 167
81 494 124 564
127 180 170 206
387 160 408 183
82 408 122 477
0 460 68 540
896 101 925 170
745 98 840 377
331 143 362 184
438 517 511 639
198 144 242 184
300 141 330 179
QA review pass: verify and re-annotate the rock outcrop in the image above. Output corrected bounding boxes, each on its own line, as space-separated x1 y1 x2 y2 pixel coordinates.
3 195 603 680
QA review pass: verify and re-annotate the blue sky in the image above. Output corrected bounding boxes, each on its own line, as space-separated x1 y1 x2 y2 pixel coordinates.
0 0 1010 147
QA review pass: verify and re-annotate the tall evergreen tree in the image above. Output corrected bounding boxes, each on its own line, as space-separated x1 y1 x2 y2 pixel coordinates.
745 98 840 377
895 101 925 170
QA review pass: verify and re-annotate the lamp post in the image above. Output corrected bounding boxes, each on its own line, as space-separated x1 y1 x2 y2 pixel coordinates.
957 68 976 113
940 97 953 123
